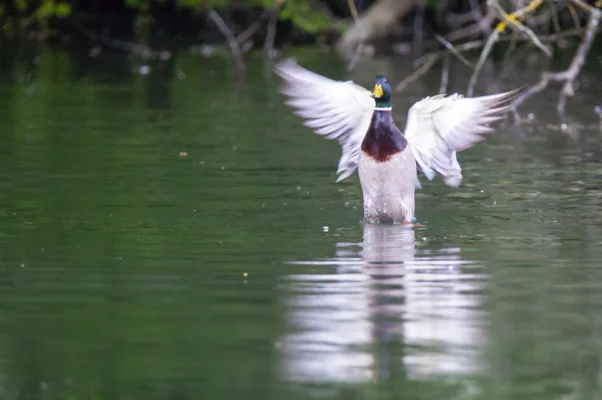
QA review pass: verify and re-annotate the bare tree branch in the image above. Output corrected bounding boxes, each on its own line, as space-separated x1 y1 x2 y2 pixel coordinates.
434 33 475 68
236 9 271 47
439 55 450 94
208 9 245 74
346 0 365 70
490 0 551 57
264 0 284 59
337 0 419 55
467 0 548 96
512 4 601 115
396 54 438 93
467 29 500 96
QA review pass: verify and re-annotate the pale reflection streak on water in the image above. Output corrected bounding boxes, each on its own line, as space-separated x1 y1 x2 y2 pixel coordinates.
280 225 486 383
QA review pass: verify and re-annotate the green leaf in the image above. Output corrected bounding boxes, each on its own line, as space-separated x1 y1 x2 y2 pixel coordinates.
34 1 72 19
36 0 55 19
54 2 73 17
16 0 27 12
280 0 332 34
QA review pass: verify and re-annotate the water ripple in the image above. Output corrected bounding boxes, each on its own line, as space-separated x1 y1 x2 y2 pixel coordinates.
280 225 487 383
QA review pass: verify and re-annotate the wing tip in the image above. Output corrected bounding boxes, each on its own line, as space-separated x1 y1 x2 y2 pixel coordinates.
485 87 522 108
273 57 298 73
336 169 353 182
443 174 462 188
421 167 436 181
467 87 522 123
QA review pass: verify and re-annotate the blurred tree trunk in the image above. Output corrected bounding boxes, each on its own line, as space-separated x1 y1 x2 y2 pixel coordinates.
336 0 419 54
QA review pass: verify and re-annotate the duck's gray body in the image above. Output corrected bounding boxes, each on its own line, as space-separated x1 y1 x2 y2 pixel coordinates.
358 108 417 223
273 59 518 224
359 150 416 223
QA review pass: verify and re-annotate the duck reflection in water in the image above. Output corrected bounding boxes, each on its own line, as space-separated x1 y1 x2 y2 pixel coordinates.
280 224 486 383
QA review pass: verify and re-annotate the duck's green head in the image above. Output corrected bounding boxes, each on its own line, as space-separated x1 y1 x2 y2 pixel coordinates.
370 75 392 109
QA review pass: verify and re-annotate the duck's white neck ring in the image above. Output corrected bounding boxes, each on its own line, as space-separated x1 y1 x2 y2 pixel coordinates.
375 107 392 111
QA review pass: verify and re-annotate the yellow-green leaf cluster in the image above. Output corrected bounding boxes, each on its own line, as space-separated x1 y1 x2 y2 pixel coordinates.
35 1 73 19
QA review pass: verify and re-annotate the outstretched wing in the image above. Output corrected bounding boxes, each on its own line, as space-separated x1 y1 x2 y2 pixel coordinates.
404 90 519 187
274 59 375 182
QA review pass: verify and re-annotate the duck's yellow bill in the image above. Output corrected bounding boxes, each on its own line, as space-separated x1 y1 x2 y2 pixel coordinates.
372 84 383 99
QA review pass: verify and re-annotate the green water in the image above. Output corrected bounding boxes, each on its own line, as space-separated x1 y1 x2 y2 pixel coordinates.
1 44 602 399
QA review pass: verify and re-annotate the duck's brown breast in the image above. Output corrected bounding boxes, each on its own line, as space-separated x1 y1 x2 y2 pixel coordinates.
361 110 407 163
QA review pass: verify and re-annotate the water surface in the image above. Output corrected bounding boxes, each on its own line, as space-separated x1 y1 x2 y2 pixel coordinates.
1 44 602 399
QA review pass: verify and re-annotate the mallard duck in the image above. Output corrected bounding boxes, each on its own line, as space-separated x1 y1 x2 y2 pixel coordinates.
274 59 518 224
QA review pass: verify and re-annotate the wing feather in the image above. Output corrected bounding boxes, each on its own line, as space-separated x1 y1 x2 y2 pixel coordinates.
405 89 519 187
274 59 375 182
